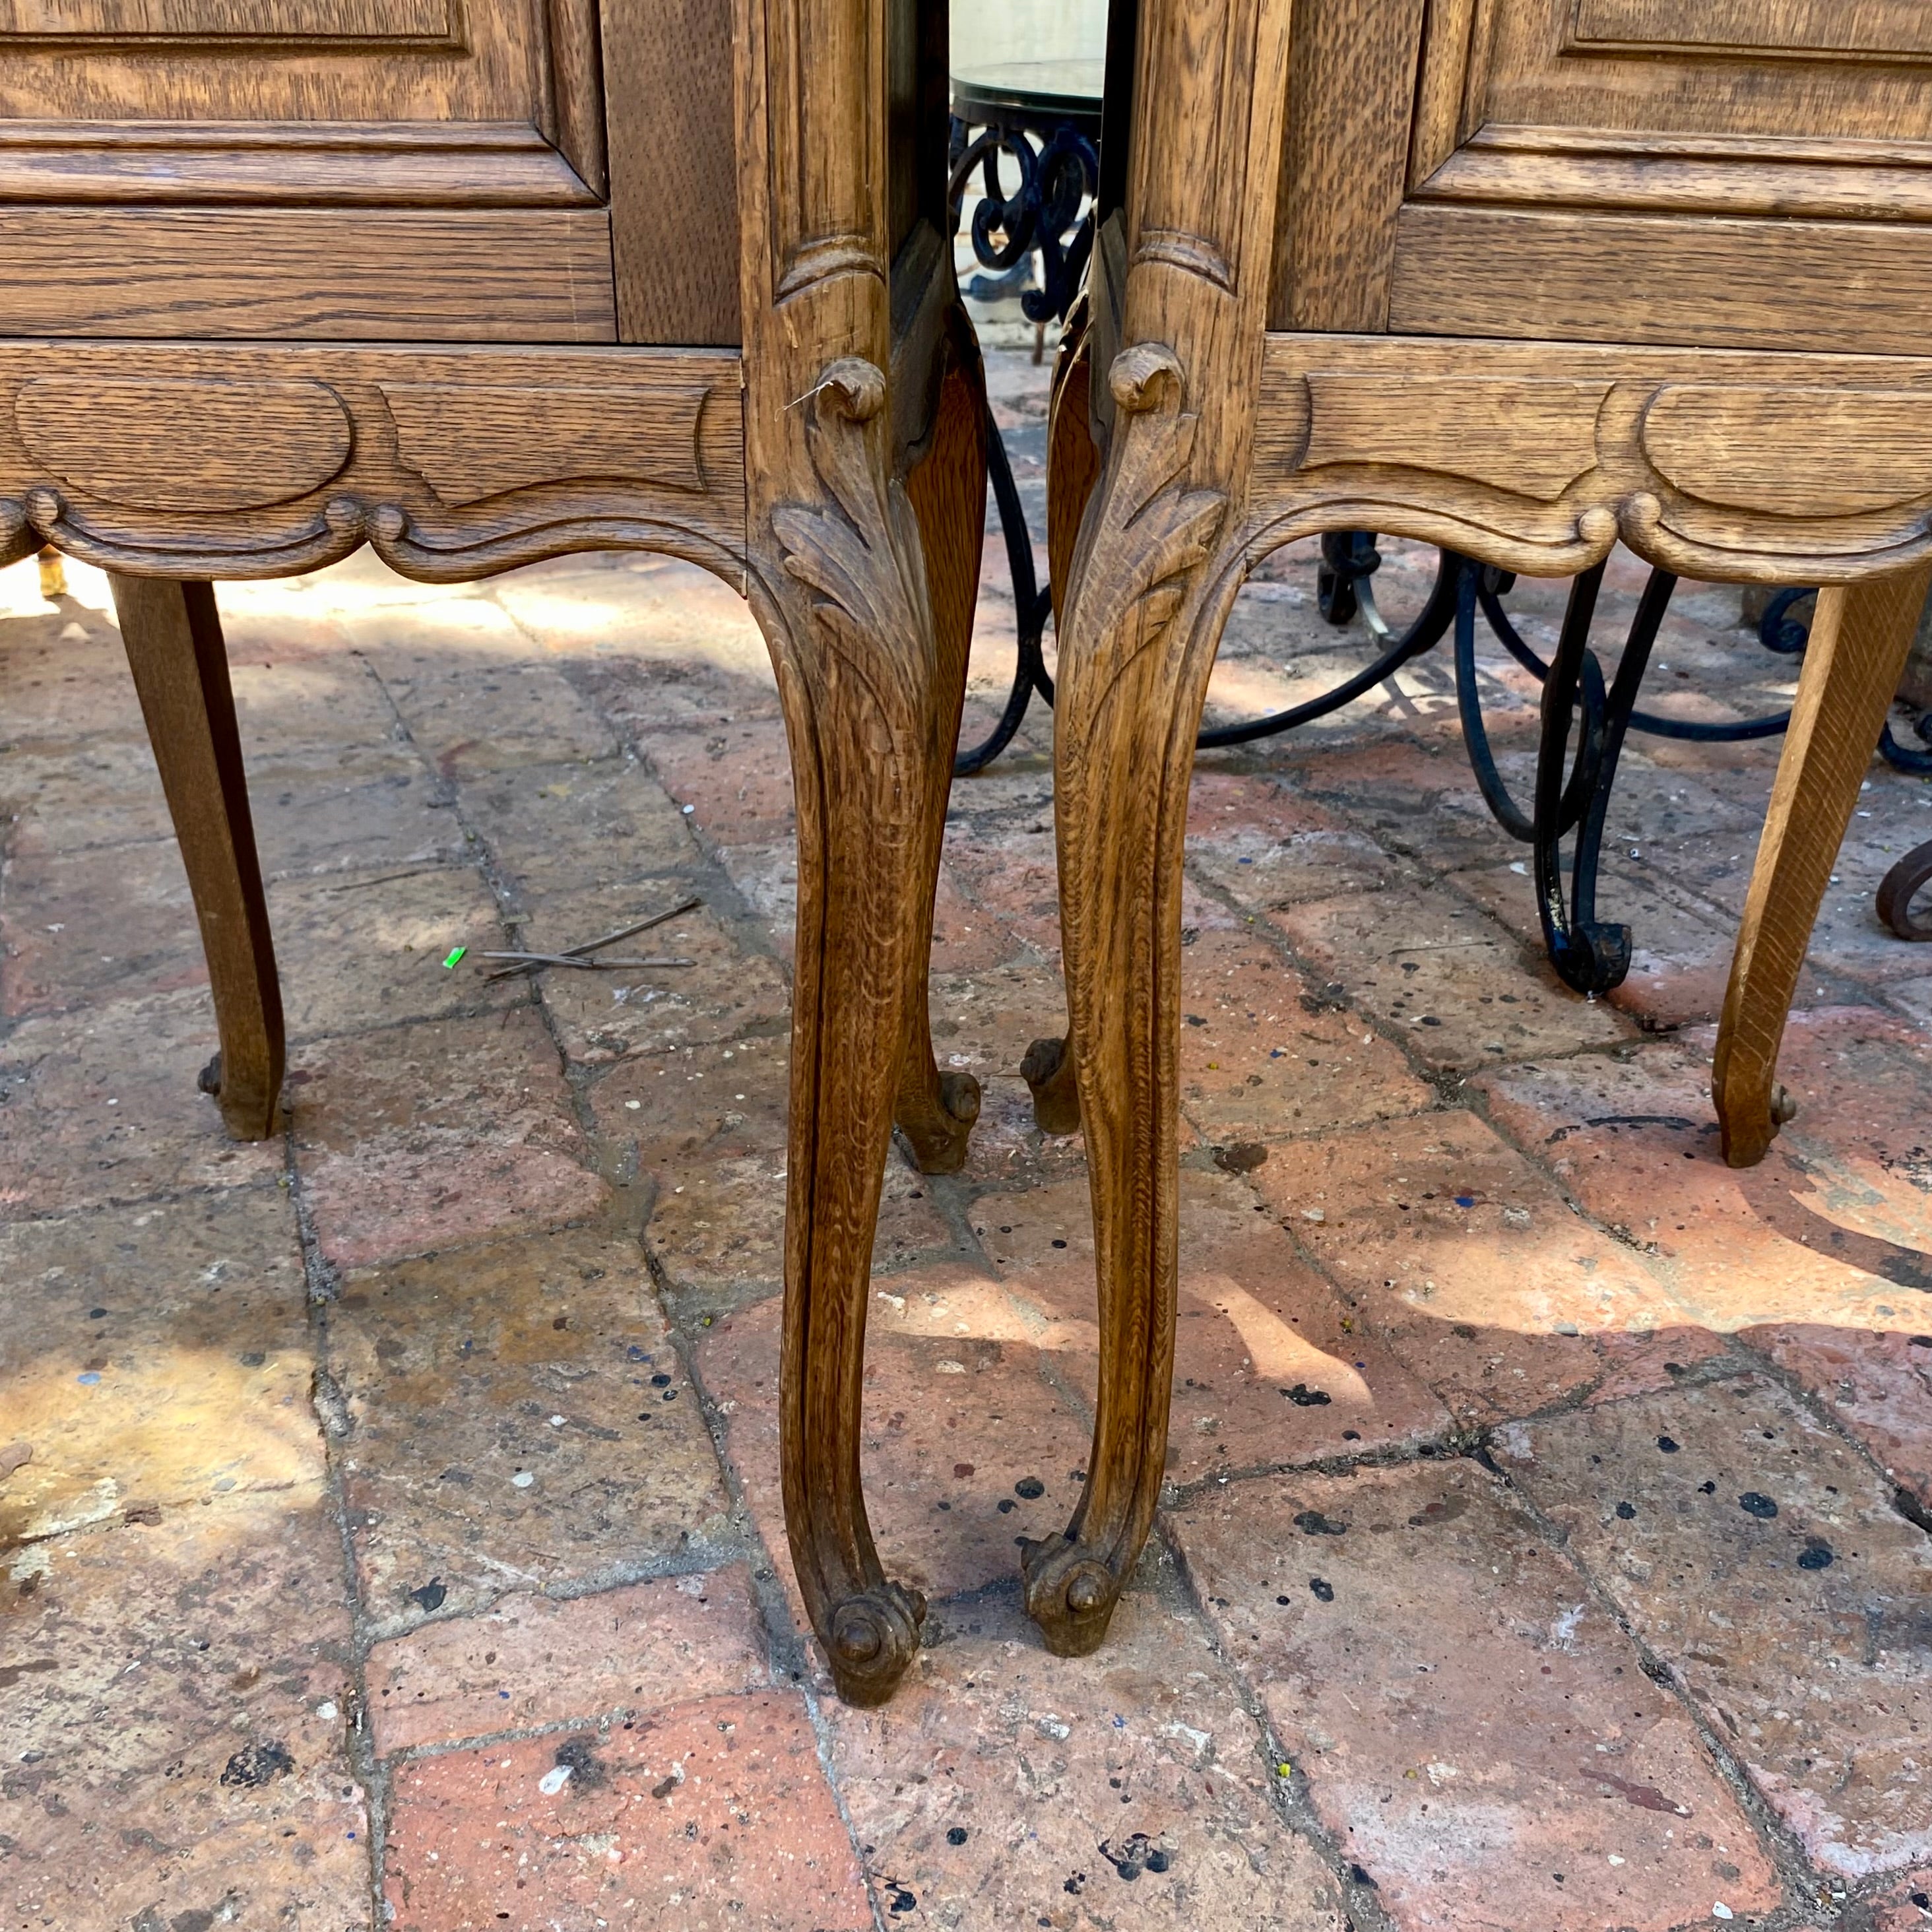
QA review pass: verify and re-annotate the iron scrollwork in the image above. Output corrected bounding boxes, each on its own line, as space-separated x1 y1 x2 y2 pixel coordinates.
944 99 1097 774
946 117 1098 327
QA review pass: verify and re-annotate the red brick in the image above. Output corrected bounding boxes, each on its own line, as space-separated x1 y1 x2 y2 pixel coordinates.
697 1281 1087 1628
383 1692 872 1932
0 1184 320 1546
1250 1111 1683 1423
1473 1042 1917 1333
0 990 282 1218
1168 1458 1781 1931
327 1229 733 1634
1495 1377 1932 1880
368 1566 767 1756
516 893 790 1066
0 1493 370 1930
1272 882 1633 1072
1739 1326 1932 1508
1176 926 1434 1142
1186 767 1401 907
643 719 794 844
290 1008 606 1270
1 834 203 1017
975 1169 1448 1483
825 1578 1346 1929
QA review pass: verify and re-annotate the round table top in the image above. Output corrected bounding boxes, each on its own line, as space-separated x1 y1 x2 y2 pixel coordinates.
951 58 1105 135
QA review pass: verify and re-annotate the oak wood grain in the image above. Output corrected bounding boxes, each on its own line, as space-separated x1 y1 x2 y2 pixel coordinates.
1418 126 1932 222
1268 0 1429 331
0 343 746 579
0 119 600 205
1390 203 1932 358
544 0 608 198
602 0 740 344
1245 332 1932 584
0 0 542 122
1027 0 1295 1661
1572 0 1932 59
381 381 714 503
732 0 973 1705
0 0 450 38
895 305 987 1175
0 208 617 341
1453 0 1932 141
18 375 352 511
1043 0 1932 1688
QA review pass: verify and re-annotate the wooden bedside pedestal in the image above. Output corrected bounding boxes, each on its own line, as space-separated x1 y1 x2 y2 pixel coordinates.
1023 0 1932 1659
0 0 984 1707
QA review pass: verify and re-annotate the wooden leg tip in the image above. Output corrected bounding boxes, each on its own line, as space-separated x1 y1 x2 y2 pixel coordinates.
1020 1035 1081 1136
1021 1537 1120 1657
897 1070 981 1175
1719 1082 1796 1170
823 1582 926 1706
201 1051 281 1142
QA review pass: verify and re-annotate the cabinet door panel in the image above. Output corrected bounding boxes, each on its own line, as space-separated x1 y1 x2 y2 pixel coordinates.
0 0 752 342
1275 0 1932 352
0 0 549 129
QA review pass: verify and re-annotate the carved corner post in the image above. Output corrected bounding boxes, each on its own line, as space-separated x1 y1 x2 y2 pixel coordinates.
1714 560 1932 1167
734 0 977 1700
1023 0 1293 1654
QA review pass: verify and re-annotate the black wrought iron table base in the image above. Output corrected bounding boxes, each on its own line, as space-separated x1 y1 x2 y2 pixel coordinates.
956 507 1932 991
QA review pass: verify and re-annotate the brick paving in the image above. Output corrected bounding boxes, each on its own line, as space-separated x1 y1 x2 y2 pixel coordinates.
4 349 1932 1931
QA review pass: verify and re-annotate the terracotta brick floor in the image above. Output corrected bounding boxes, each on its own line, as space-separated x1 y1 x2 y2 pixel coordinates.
5 350 1932 1932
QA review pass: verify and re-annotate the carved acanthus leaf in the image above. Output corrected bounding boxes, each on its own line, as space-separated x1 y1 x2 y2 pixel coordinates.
1061 344 1227 729
769 357 935 773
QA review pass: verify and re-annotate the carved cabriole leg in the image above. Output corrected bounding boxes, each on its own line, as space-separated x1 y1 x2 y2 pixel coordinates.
1021 348 1229 1654
730 0 959 1702
750 362 942 1704
1714 561 1932 1167
892 307 987 1175
109 575 283 1141
1021 0 1292 1652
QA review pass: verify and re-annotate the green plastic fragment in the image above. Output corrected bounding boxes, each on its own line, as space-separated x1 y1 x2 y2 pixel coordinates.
441 947 467 970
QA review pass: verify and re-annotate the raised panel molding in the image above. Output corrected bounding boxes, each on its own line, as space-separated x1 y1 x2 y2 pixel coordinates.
382 382 715 503
1415 125 1932 223
1302 373 1609 499
0 0 457 43
1388 204 1932 359
1640 384 1932 515
1245 332 1932 583
16 375 352 511
0 344 746 584
1129 0 1256 292
1569 0 1932 63
0 121 598 207
763 0 883 299
0 208 616 341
